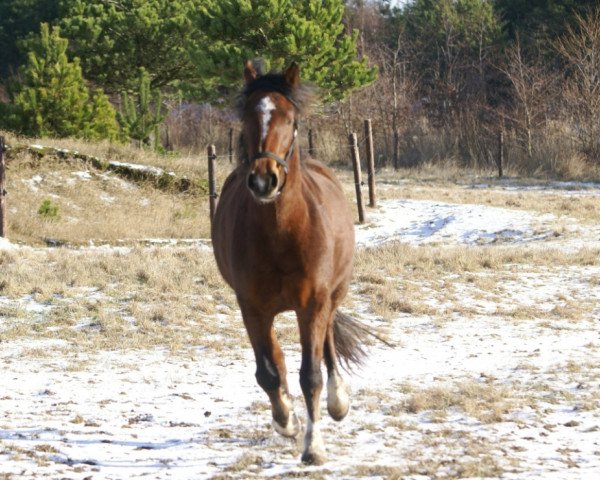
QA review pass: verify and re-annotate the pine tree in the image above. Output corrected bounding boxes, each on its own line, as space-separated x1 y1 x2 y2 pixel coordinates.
0 0 61 78
117 68 165 148
8 23 118 140
59 0 199 93
494 0 597 55
84 89 120 141
190 0 377 102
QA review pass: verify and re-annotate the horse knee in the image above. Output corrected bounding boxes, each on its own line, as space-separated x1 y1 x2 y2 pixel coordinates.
255 354 280 392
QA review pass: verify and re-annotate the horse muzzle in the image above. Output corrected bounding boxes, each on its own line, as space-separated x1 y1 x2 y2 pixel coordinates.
245 137 295 202
247 166 282 202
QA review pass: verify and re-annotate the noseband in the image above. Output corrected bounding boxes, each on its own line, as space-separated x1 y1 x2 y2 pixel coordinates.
252 128 297 174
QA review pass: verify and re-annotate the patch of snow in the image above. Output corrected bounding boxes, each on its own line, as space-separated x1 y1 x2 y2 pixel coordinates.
0 236 16 250
98 172 136 190
22 174 44 192
109 160 174 178
99 192 115 204
72 171 93 181
356 199 556 246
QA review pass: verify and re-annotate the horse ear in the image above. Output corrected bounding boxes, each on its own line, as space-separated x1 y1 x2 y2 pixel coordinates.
244 60 257 84
285 62 300 89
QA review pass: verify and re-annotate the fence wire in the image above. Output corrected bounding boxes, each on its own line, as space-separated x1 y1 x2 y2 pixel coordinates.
208 134 368 161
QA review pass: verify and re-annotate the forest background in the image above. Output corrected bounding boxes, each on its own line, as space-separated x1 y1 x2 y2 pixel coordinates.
1 0 599 179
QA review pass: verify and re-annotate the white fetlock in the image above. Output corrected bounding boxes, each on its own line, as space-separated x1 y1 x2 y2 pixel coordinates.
302 418 327 465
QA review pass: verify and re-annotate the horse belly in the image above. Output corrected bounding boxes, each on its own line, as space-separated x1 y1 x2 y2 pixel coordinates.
211 174 248 289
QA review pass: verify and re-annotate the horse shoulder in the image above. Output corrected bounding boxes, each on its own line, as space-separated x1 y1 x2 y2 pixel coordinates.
302 160 353 227
212 167 251 285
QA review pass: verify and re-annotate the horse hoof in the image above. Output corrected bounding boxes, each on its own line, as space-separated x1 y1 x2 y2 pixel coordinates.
327 377 350 421
273 412 301 438
327 398 349 421
301 450 327 466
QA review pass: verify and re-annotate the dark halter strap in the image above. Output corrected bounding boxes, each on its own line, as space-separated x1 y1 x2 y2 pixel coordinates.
251 126 297 174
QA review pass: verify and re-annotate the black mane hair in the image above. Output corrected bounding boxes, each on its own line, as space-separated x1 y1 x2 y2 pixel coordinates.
238 71 316 117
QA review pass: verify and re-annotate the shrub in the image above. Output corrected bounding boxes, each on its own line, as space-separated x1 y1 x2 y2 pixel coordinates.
37 199 59 220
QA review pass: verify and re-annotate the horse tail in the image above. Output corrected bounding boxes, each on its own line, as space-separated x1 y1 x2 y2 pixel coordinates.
332 310 370 369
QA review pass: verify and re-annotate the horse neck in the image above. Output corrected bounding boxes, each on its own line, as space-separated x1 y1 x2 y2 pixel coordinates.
275 148 309 230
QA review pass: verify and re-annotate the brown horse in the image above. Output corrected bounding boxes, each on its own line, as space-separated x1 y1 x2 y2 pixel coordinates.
211 61 368 465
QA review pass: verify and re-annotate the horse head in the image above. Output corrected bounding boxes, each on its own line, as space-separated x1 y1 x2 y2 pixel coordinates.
241 61 301 202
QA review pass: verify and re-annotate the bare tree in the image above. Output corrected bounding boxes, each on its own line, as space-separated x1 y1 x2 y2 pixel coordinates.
500 38 557 159
556 8 600 161
373 31 418 168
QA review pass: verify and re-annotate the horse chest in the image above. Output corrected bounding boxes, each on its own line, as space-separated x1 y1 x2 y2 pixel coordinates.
232 221 327 308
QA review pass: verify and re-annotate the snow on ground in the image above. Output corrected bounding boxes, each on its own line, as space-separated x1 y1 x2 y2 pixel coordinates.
355 199 557 246
0 237 15 250
1 185 599 479
356 197 600 251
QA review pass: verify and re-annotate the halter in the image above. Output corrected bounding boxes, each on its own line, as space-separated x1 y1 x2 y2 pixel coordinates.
250 122 298 174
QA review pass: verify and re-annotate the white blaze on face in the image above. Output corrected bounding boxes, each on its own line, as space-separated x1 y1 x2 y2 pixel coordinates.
256 96 276 147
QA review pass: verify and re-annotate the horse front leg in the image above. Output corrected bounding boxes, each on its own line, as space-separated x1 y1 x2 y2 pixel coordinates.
241 304 300 439
297 305 330 465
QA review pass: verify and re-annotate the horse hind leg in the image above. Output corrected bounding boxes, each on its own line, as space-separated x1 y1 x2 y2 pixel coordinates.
324 326 350 421
326 308 372 421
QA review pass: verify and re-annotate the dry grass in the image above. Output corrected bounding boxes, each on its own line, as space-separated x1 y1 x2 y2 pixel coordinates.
224 452 264 473
356 276 436 320
1 132 598 410
355 241 600 279
0 246 243 355
3 134 240 245
399 380 517 424
347 427 507 479
4 132 599 246
3 132 211 178
6 156 211 245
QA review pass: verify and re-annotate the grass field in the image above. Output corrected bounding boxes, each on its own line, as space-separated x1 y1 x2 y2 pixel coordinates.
1 138 599 479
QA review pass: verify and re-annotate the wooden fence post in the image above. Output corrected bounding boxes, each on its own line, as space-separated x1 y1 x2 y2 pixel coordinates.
0 137 6 238
208 144 217 223
308 129 315 157
228 128 234 164
497 129 504 178
364 119 376 208
349 133 365 224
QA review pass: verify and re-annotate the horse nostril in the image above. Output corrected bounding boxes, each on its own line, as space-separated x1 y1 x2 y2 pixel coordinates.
247 170 277 198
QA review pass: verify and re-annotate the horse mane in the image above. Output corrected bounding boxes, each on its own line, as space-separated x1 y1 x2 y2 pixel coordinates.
236 67 317 166
238 70 316 117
